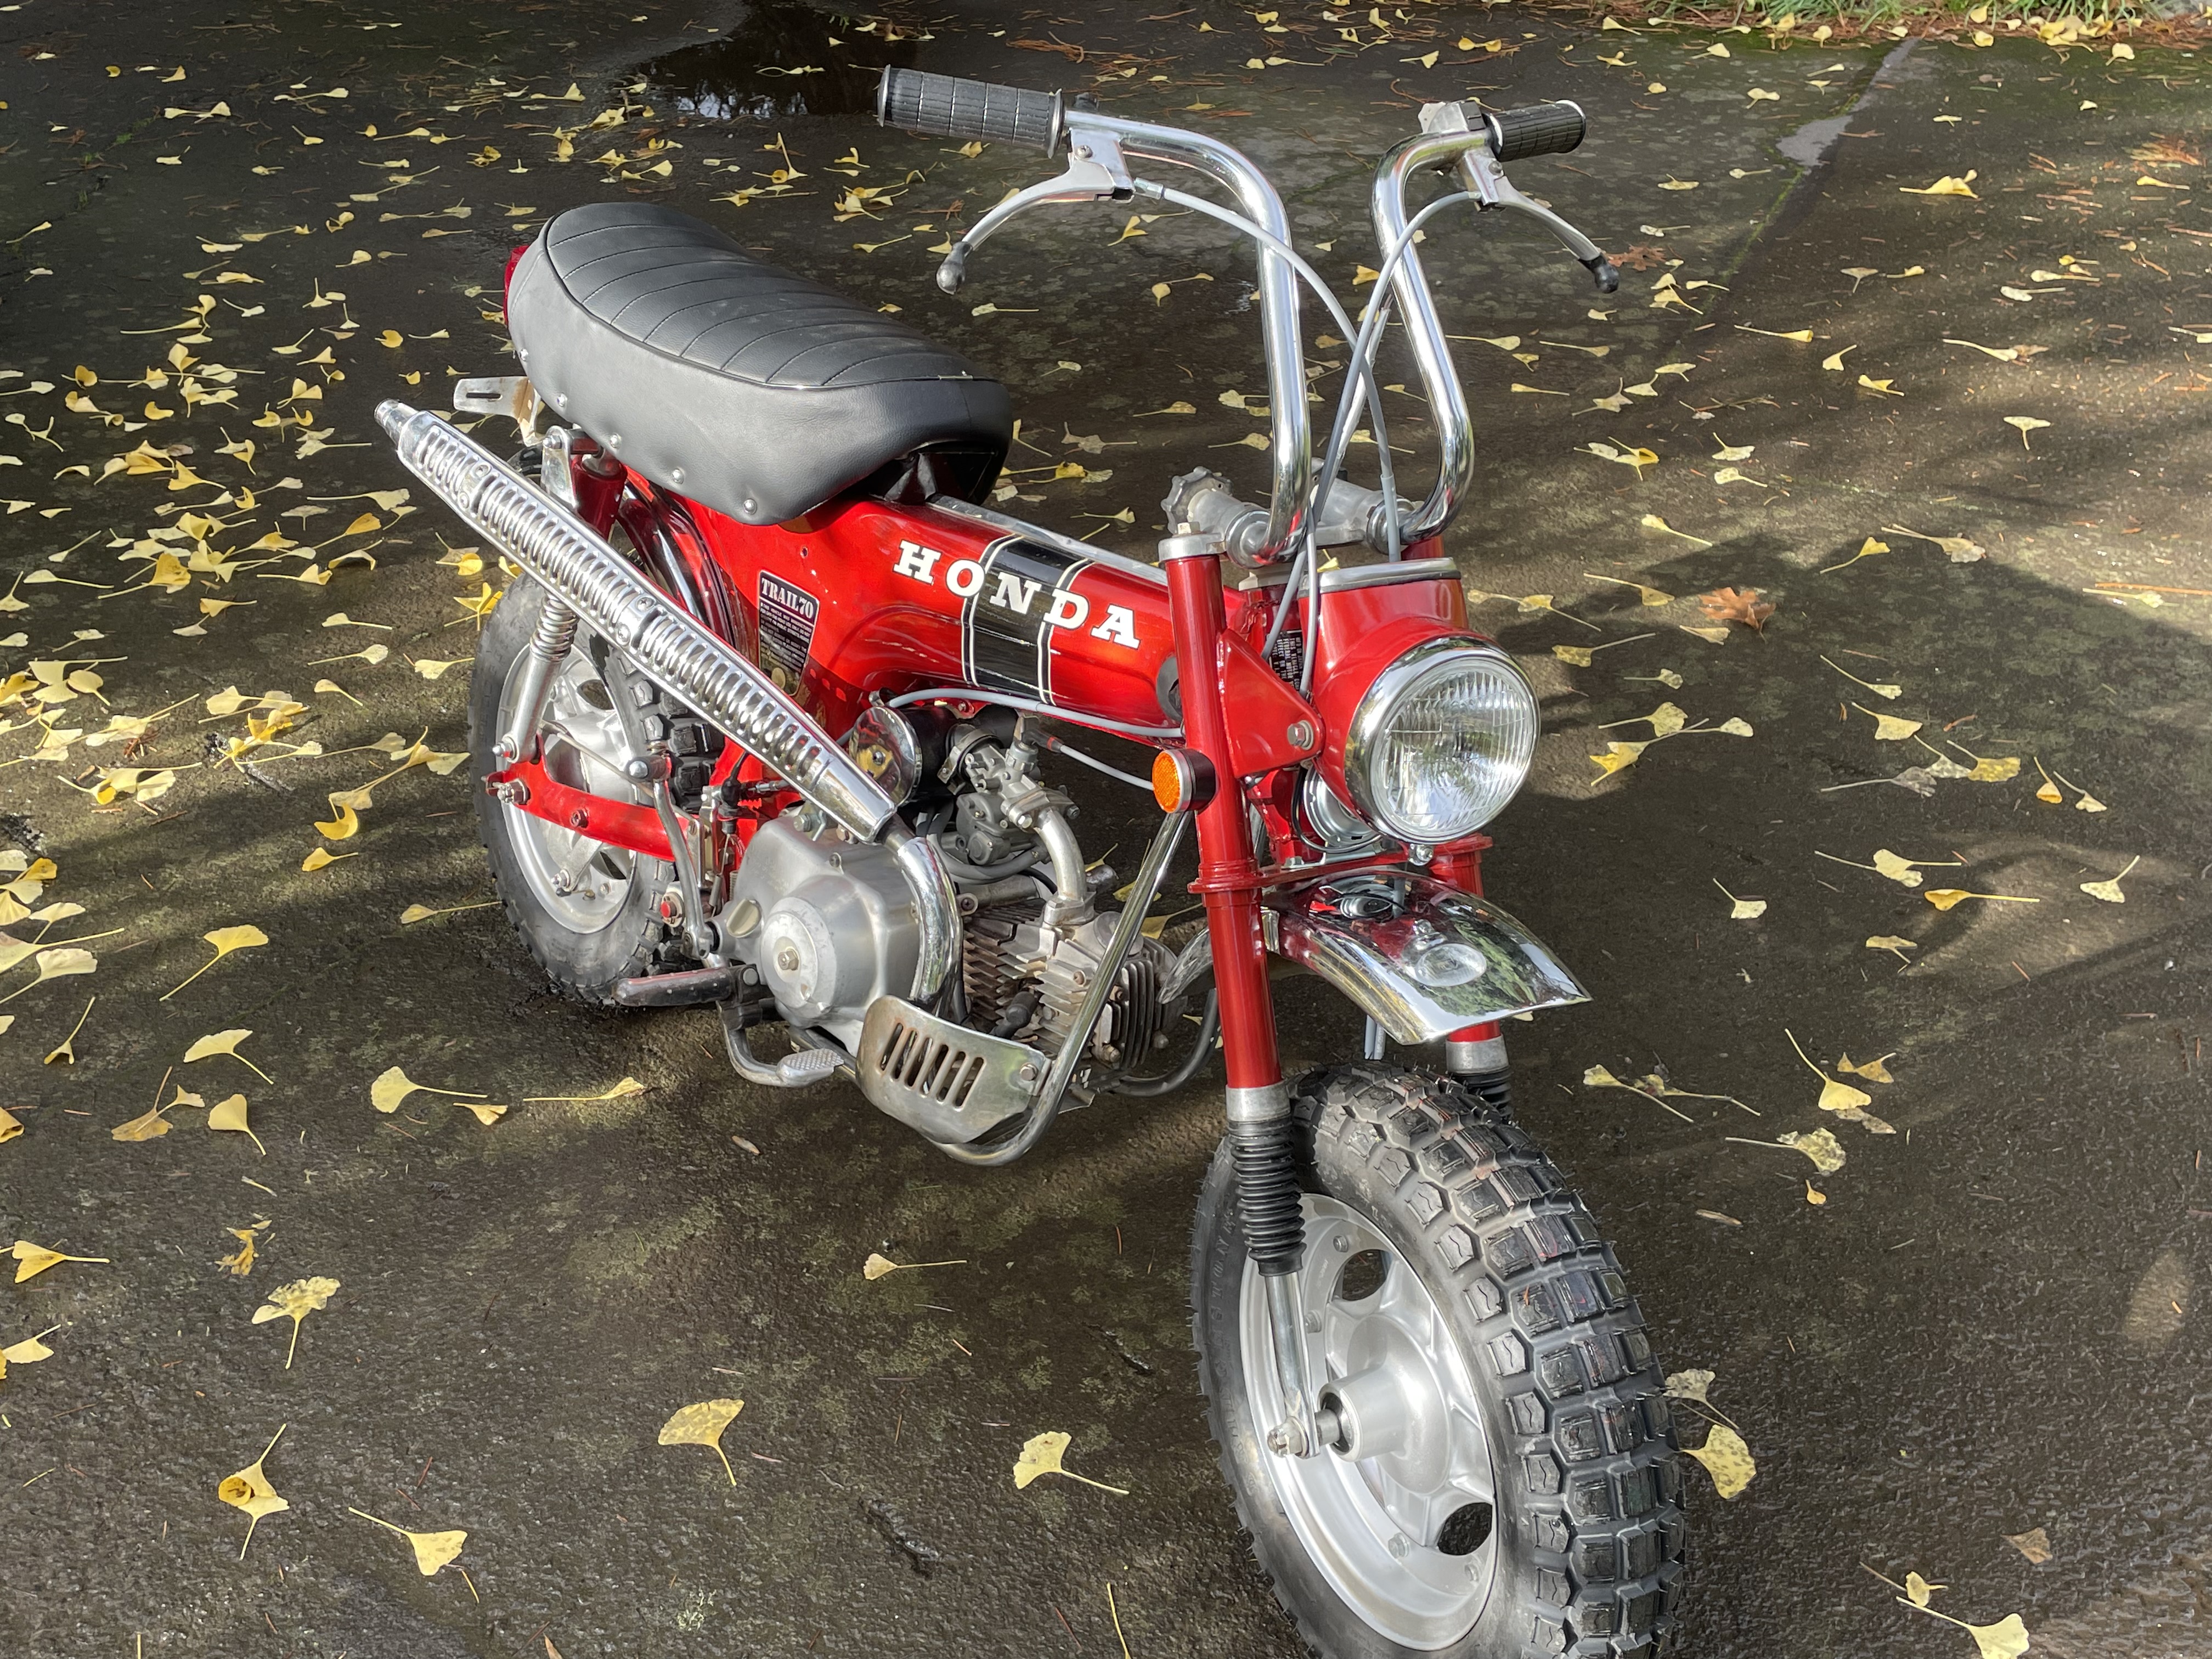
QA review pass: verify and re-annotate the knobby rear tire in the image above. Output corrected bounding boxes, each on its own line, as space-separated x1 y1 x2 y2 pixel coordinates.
1190 1063 1687 1658
470 575 680 1006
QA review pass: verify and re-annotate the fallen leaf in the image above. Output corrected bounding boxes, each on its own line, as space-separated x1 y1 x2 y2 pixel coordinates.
111 1102 173 1142
162 924 268 1000
12 1240 110 1283
314 795 360 841
1664 1368 1716 1406
1713 879 1765 920
1805 1182 1827 1205
370 1064 489 1114
2004 415 2051 450
1699 587 1776 633
1923 889 2039 911
658 1398 744 1484
219 1222 265 1276
2004 1527 2052 1564
1883 524 1985 563
208 1093 266 1155
251 1276 339 1368
0 946 97 1005
1589 740 1649 778
1871 849 1925 888
348 1508 467 1575
1906 1571 1946 1607
1818 1078 1873 1114
1683 1423 1756 1497
522 1077 647 1103
864 1252 967 1280
1013 1430 1128 1495
1638 514 1712 548
183 1028 273 1082
1900 172 1979 197
1838 1053 1895 1084
1777 1127 1847 1173
0 1106 19 1145
2080 855 2138 904
218 1424 290 1558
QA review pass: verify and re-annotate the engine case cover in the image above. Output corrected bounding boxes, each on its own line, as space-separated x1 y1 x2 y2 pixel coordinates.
724 816 920 1047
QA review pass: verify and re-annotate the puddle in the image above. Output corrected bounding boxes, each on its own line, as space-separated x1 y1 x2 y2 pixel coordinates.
640 0 916 123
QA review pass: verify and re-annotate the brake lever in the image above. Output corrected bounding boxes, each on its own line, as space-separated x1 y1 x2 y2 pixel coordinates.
936 122 1135 295
1418 103 1619 294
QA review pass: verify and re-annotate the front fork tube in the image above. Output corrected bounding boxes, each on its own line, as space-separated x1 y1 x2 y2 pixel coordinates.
1165 545 1322 1457
1432 844 1511 1114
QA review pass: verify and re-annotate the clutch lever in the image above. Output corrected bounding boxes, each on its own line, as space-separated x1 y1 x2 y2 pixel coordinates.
936 123 1134 295
1419 101 1619 294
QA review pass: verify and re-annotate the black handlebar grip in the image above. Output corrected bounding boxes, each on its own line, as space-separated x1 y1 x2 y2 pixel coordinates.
1482 100 1588 163
877 67 1064 155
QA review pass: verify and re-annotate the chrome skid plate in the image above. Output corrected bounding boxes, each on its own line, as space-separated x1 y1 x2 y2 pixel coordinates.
1268 876 1589 1044
855 997 1043 1145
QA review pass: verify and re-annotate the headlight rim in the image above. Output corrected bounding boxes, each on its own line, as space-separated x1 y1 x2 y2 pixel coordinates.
1341 637 1537 844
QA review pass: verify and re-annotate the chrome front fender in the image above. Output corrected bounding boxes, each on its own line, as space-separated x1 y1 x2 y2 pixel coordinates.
1266 876 1588 1044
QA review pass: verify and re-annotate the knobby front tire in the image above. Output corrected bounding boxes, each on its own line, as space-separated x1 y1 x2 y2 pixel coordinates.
1190 1064 1686 1658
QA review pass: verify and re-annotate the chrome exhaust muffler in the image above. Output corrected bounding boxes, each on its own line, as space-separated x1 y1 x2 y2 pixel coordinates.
376 400 958 1001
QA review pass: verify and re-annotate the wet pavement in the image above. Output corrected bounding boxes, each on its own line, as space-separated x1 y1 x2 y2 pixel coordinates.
3 1 2211 1655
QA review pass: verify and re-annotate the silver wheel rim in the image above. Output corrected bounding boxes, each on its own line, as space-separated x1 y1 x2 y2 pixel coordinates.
497 631 645 934
1238 1194 1498 1649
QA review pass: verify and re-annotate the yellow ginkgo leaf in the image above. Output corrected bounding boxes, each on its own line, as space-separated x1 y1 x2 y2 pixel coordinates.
348 1508 468 1575
1923 889 2039 911
1778 1127 1846 1172
12 1240 109 1283
219 1222 265 1277
301 847 354 872
1682 1423 1756 1497
863 1252 967 1280
162 925 267 1000
2004 415 2051 449
1838 1053 1895 1084
1870 850 1924 888
522 1077 647 1103
1818 1077 1872 1114
1713 881 1765 920
314 795 360 840
458 1101 508 1125
1899 172 1978 197
1857 375 1902 397
2080 855 2138 904
1013 1430 1129 1495
1589 741 1648 778
184 1028 272 1083
370 1065 488 1114
208 1093 266 1155
218 1424 290 1558
251 1276 339 1368
0 946 96 1005
1 1324 58 1369
658 1398 745 1483
1859 706 1922 742
0 1105 20 1145
111 1102 173 1142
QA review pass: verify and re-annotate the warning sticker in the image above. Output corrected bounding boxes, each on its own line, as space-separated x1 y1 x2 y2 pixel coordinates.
756 572 819 693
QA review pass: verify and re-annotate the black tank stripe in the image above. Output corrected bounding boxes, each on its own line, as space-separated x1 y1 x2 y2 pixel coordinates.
960 537 1090 704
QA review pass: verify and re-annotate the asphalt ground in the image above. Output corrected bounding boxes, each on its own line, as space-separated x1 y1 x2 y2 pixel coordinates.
2 2 2210 1656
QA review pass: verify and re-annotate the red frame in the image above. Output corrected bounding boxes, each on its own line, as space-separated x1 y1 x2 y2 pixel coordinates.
488 458 1508 1082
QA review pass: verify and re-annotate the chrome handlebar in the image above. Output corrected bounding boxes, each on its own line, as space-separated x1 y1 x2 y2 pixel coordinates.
881 70 1614 560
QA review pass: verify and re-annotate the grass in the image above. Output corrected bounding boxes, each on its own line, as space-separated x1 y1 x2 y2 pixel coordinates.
1577 0 2210 38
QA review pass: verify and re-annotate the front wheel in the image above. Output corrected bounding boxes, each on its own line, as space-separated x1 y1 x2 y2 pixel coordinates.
1190 1065 1686 1657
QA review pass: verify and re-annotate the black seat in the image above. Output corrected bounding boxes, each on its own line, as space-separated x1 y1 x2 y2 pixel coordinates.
507 203 1011 527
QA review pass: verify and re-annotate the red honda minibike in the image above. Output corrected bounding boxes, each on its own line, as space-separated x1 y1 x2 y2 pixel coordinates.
382 68 1684 1659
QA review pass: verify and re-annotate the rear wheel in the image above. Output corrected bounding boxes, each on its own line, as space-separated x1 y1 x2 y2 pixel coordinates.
1190 1064 1685 1657
470 575 680 1004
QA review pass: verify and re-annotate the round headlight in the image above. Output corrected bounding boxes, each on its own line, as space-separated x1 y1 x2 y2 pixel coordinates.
1343 640 1538 843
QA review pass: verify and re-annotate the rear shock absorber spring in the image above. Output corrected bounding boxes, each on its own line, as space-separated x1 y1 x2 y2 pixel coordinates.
1232 1119 1305 1276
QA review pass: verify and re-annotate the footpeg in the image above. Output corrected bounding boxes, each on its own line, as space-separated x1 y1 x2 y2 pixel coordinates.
775 1047 844 1085
613 966 740 1008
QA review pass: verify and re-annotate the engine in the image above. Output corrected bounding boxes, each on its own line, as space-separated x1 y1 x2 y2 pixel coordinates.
719 720 1182 1078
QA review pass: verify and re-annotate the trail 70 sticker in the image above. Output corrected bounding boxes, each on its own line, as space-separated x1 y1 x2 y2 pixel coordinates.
892 535 1139 703
756 572 819 692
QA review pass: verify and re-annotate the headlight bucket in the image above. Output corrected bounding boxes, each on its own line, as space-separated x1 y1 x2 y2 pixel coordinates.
1338 637 1539 844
